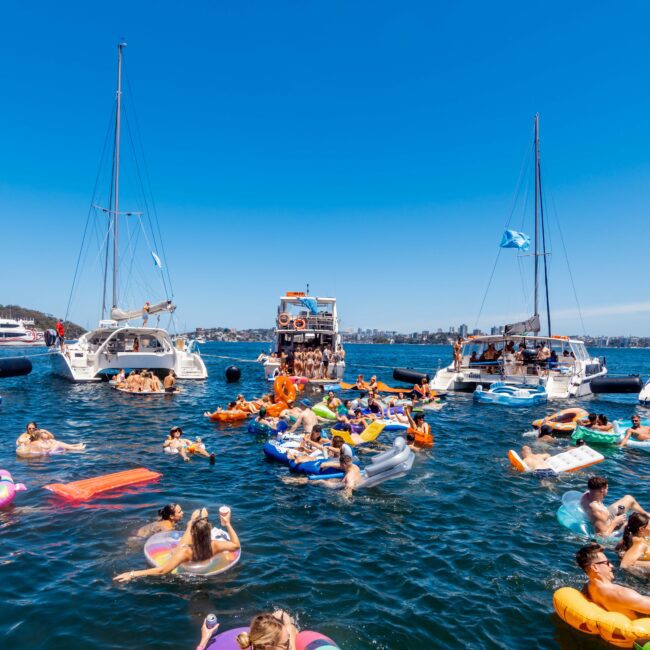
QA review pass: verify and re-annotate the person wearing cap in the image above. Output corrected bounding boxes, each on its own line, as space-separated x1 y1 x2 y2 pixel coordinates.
142 301 151 326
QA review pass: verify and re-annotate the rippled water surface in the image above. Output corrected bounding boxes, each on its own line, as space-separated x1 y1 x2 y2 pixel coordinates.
1 343 650 649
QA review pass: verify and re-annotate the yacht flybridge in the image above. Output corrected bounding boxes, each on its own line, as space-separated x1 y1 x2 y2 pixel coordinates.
262 292 345 381
431 115 606 399
50 43 207 382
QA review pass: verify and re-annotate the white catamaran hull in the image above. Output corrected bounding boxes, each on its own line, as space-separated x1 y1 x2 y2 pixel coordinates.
49 327 207 382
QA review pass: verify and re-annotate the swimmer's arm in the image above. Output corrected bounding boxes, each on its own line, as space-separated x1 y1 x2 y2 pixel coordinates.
591 506 625 536
620 430 633 447
621 540 647 569
114 548 189 582
610 584 650 614
213 515 240 552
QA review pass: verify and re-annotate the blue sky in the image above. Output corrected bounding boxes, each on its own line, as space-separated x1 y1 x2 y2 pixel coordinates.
1 1 649 335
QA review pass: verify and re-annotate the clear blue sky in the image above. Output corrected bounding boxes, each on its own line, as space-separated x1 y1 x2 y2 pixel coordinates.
2 1 649 335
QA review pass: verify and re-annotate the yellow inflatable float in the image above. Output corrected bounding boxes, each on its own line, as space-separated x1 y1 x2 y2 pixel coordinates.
554 587 650 647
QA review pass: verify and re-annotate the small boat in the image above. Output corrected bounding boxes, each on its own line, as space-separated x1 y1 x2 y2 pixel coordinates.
532 407 588 433
0 318 44 347
473 382 547 407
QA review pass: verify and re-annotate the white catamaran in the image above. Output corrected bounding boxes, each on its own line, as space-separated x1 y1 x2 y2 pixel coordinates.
431 115 606 399
50 43 207 382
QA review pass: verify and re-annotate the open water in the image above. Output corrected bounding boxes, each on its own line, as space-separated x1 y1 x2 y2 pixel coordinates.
1 343 650 649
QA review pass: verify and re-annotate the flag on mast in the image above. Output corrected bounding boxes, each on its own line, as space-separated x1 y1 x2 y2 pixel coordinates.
499 229 531 252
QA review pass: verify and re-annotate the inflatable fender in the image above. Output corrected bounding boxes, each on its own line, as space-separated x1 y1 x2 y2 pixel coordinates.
392 368 430 385
0 357 32 378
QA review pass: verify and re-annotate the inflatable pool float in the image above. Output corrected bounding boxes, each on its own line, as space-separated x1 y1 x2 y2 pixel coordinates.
144 527 240 576
16 444 65 458
571 426 621 446
274 376 297 404
556 490 621 545
473 382 547 407
312 403 337 420
289 456 351 477
328 421 386 446
44 467 162 501
114 387 175 396
508 446 603 477
247 419 288 435
614 419 650 451
265 401 288 417
206 628 339 650
377 418 409 432
532 408 589 433
262 438 304 465
407 427 434 448
554 586 650 648
310 437 415 489
207 410 248 422
0 470 26 508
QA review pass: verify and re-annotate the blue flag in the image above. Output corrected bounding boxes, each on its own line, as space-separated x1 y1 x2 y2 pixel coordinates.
299 297 319 315
500 229 531 252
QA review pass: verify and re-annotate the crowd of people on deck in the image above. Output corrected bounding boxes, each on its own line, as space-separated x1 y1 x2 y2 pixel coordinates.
264 344 346 380
113 368 177 393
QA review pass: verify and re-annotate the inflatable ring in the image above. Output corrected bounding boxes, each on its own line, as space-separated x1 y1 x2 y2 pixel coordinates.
144 528 240 577
0 470 26 508
208 410 248 422
532 408 589 433
277 312 291 328
274 376 297 404
294 318 306 331
206 628 339 650
554 586 650 647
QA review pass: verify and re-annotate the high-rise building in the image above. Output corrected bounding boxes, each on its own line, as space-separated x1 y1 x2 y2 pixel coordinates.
472 328 482 336
459 324 468 338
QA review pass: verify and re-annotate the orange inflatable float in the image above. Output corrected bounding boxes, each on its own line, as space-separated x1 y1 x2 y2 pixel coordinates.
208 409 248 422
44 467 161 501
408 427 434 448
274 376 297 404
532 408 588 433
266 401 288 417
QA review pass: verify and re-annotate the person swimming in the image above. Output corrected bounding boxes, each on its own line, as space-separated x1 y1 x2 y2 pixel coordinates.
135 503 185 538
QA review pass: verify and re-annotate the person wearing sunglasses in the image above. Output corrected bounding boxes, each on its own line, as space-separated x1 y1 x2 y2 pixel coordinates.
619 415 650 447
114 507 240 583
576 542 650 617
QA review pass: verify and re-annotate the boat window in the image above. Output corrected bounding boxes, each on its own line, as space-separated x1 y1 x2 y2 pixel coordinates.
570 343 590 361
0 323 20 328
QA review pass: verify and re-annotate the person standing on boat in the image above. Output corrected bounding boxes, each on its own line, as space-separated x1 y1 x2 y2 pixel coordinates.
452 337 463 372
322 346 331 379
55 319 65 351
142 301 150 326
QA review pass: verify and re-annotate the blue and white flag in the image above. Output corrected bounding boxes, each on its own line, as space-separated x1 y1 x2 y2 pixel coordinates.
151 252 163 269
500 229 531 252
299 297 319 315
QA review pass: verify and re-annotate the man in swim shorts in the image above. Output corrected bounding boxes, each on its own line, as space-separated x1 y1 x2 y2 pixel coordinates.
619 415 650 447
163 369 176 393
576 542 650 618
580 476 649 536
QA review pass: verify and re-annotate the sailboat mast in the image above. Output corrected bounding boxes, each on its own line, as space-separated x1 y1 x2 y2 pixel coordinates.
533 113 540 319
112 42 126 309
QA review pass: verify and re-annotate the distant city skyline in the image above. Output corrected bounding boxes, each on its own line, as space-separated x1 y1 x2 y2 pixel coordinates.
2 3 650 336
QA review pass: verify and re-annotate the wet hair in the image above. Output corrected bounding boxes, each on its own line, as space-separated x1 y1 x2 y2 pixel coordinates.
25 421 38 432
310 430 322 442
413 412 424 422
236 614 285 649
587 476 608 491
406 432 415 443
587 413 597 424
621 512 650 552
190 517 213 562
576 542 605 571
158 504 179 521
340 454 353 470
312 424 322 434
539 424 553 438
331 436 344 449
598 414 609 425
228 401 237 409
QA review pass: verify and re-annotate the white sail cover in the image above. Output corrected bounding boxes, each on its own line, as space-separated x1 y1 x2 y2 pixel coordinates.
504 314 540 335
110 300 176 322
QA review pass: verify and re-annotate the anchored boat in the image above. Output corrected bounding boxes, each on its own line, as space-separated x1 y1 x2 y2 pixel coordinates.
432 115 606 399
49 43 207 382
261 291 345 382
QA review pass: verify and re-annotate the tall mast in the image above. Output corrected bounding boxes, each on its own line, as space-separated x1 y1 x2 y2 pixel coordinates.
112 42 126 309
533 113 540 319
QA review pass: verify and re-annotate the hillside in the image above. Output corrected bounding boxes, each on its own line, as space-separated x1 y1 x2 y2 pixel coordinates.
0 305 86 338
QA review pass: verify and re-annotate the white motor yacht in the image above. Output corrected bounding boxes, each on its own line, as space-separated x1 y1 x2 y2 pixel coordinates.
0 318 44 347
431 115 606 399
262 291 345 382
49 43 207 382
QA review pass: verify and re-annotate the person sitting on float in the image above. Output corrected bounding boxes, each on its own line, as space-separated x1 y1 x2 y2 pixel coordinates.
596 414 614 432
616 512 650 573
620 415 650 447
236 394 259 414
197 609 299 650
413 377 431 399
576 542 650 617
579 476 649 537
286 426 327 463
16 426 86 456
325 391 342 412
114 507 240 583
355 374 367 395
136 503 185 538
580 413 611 432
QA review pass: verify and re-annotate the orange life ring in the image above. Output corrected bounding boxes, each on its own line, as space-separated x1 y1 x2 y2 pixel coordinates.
294 318 306 331
274 375 297 404
278 312 291 328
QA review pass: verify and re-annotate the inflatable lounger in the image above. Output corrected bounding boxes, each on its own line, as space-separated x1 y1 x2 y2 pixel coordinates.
556 490 621 546
309 437 415 489
329 421 386 446
508 446 604 477
44 467 162 501
207 628 339 650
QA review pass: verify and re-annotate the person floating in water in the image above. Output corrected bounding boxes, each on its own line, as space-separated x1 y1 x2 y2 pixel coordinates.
163 426 215 464
619 415 650 447
136 503 184 538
